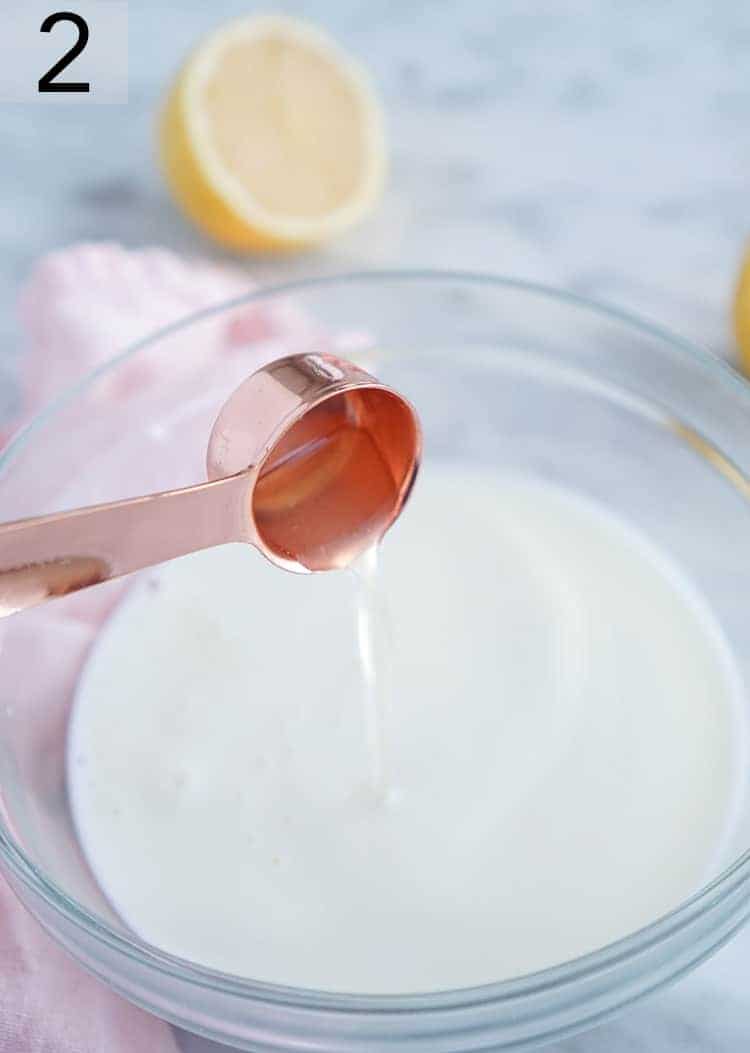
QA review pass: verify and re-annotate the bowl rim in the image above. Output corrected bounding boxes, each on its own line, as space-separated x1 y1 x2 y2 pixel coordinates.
2 267 750 1011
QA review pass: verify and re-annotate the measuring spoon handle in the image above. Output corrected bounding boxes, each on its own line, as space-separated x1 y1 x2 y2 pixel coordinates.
0 473 250 617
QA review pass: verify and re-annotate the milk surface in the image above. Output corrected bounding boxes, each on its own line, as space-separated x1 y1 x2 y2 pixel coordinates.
68 467 743 992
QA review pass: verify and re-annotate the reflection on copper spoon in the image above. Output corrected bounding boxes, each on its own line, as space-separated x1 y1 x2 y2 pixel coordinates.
0 353 421 616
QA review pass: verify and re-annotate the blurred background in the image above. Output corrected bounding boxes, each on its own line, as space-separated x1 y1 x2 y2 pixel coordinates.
2 2 750 1050
2 1 749 413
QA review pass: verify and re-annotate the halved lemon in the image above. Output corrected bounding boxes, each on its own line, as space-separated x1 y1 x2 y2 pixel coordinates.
734 246 750 373
159 15 386 252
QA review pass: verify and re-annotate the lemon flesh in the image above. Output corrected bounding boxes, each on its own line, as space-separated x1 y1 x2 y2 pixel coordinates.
160 16 386 252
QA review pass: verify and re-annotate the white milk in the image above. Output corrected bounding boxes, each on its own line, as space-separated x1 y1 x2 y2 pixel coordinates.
68 467 744 992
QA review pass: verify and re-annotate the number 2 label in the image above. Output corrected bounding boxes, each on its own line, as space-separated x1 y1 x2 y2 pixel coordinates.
38 11 90 93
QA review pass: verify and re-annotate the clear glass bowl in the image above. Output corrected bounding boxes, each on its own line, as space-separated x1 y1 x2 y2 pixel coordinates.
2 272 750 1051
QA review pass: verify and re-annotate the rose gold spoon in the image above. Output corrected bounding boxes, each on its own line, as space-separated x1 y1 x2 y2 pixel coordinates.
0 353 421 617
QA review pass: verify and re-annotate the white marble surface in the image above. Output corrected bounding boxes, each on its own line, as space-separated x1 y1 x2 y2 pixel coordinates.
2 1 750 1049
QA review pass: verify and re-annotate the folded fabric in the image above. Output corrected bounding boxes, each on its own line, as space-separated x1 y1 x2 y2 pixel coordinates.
0 242 326 1053
15 242 321 420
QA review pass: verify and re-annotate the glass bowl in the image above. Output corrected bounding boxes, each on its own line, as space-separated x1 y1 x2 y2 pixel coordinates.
2 271 750 1051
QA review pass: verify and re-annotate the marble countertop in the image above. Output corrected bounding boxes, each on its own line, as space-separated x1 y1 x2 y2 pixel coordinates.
2 1 750 1049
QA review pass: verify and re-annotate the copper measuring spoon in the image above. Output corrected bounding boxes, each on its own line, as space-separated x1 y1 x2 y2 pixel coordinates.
0 353 421 616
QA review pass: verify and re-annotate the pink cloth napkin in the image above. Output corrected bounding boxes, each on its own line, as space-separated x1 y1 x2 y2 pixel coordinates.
0 242 326 1052
13 242 322 429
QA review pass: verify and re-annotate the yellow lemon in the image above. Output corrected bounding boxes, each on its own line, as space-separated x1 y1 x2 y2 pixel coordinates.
159 15 386 252
735 246 750 372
